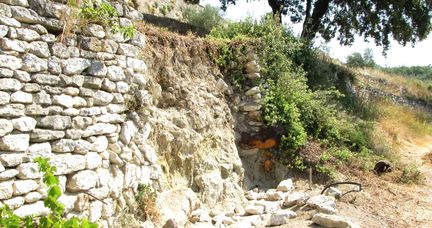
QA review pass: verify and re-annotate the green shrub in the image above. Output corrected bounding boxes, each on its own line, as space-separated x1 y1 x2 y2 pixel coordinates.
400 165 423 184
346 49 376 68
209 16 381 170
183 5 223 31
0 157 98 227
212 17 348 150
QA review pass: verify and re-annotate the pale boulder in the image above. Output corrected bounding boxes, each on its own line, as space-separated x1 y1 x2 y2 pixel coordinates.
0 134 29 151
268 210 297 226
277 179 294 192
67 170 98 192
312 213 359 228
11 116 36 132
14 201 50 217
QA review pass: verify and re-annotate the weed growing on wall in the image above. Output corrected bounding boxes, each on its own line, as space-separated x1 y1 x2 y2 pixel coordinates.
0 157 98 227
80 0 136 39
63 0 136 40
134 184 158 222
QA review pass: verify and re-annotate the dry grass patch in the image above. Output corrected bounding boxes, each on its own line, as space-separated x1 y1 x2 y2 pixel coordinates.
423 152 432 165
358 68 431 102
375 101 432 141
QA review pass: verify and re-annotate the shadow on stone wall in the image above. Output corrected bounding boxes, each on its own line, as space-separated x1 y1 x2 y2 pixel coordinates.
142 13 209 37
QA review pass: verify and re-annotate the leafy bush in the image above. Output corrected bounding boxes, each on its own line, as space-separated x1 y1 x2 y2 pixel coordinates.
182 5 223 31
210 16 345 150
209 16 381 174
400 165 422 184
0 157 97 227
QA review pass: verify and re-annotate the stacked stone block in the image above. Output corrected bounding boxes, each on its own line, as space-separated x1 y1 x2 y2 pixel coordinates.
0 0 159 226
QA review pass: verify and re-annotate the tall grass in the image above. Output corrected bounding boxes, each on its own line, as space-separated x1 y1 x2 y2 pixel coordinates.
376 101 432 140
358 68 432 103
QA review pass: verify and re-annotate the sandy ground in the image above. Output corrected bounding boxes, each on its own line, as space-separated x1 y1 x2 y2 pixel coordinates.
340 135 432 227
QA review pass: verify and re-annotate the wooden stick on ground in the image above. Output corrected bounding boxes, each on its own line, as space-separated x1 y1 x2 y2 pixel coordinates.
309 167 313 190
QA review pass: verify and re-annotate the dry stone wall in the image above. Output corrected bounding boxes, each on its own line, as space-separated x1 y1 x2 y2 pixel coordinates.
0 0 160 226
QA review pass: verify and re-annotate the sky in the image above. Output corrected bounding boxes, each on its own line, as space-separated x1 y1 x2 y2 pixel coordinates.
201 0 432 67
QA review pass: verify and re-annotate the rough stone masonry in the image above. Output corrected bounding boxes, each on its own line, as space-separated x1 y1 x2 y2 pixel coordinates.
0 0 161 226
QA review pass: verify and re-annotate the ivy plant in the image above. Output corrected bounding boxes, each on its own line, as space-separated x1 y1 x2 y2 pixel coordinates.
0 157 98 228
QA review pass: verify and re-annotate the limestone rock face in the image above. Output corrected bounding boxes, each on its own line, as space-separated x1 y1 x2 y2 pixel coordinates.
67 170 98 192
0 1 248 224
157 187 199 228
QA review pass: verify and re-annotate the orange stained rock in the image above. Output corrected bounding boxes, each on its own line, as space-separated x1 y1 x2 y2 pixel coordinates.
250 138 277 149
264 159 272 172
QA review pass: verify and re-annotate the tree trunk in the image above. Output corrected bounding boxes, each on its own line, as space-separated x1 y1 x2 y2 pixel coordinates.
303 0 313 32
268 0 283 22
301 0 332 43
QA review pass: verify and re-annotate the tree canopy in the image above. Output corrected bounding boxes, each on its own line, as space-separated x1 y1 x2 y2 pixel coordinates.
346 48 376 68
219 0 432 51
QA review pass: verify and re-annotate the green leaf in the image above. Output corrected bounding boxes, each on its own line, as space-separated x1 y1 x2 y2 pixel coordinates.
82 218 99 228
48 186 62 199
64 217 80 228
23 216 34 227
44 175 59 187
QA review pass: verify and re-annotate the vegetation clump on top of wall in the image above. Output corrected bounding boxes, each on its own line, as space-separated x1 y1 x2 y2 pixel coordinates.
64 0 136 39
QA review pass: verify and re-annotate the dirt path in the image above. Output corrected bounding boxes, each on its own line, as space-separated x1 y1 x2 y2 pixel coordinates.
397 136 432 225
350 135 432 227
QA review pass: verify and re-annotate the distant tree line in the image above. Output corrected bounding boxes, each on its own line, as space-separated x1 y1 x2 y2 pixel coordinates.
382 65 432 82
346 48 376 68
346 49 432 83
